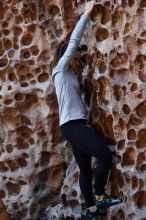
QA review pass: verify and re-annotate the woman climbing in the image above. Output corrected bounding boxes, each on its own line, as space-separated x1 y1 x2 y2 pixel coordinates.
52 1 122 219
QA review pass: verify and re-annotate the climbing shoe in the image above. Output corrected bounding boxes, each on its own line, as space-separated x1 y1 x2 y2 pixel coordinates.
94 193 122 208
86 206 107 219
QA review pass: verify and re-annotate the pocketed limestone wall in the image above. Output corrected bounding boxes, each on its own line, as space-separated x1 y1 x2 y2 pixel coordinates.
0 0 145 219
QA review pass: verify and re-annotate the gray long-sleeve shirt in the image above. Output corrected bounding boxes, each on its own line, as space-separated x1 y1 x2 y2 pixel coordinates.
52 15 89 126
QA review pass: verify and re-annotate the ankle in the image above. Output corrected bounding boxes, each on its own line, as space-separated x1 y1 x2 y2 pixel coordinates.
95 194 104 201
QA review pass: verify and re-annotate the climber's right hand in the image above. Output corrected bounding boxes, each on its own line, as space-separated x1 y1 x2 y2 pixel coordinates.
83 1 96 17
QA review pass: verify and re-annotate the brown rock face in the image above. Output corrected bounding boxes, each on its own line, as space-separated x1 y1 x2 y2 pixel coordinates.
0 0 146 219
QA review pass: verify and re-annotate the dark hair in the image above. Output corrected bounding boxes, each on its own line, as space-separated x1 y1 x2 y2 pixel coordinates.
53 40 81 68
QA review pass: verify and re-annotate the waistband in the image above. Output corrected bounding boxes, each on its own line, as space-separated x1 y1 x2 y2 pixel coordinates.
60 119 87 127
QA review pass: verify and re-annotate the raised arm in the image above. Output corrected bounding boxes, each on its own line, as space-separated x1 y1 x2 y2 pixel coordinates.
56 1 96 72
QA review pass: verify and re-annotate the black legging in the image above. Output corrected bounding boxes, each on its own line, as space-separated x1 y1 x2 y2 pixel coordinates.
60 119 112 208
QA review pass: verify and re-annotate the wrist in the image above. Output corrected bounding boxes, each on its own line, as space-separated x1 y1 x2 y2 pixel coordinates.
83 12 90 17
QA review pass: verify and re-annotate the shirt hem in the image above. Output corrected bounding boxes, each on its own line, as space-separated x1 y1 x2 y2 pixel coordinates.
60 115 87 126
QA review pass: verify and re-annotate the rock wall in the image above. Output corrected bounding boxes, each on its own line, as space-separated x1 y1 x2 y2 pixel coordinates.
0 0 146 219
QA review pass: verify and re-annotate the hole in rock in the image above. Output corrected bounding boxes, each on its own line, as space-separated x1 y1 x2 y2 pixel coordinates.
131 83 138 91
38 73 49 82
138 71 146 82
129 0 135 7
2 22 8 28
3 39 12 50
101 6 111 24
136 129 146 148
112 10 124 26
9 72 17 81
17 126 32 137
17 157 27 168
141 31 146 38
8 49 15 58
129 114 142 127
0 58 8 67
5 144 13 153
19 180 27 185
122 147 135 166
40 151 51 166
135 54 146 70
132 175 138 189
23 50 31 59
113 85 122 101
6 159 19 171
119 118 126 130
68 199 79 207
134 191 146 208
0 190 6 199
30 45 39 56
116 209 125 220
122 104 131 115
21 115 31 125
140 0 146 8
127 129 137 140
99 61 107 73
4 99 13 105
81 44 88 51
0 48 5 57
96 28 109 41
117 139 125 150
71 190 77 197
0 162 9 172
137 93 142 99
90 4 102 22
14 26 23 36
14 93 24 101
111 53 128 68
21 34 33 46
30 80 36 84
84 78 93 107
61 193 68 206
2 30 7 38
136 152 145 171
124 23 130 34
6 182 21 195
22 3 37 22
113 169 124 188
49 5 60 16
21 82 29 87
110 68 130 83
16 137 30 149
136 101 146 118
13 41 19 50
104 115 114 138
27 73 33 79
140 164 146 172
110 183 120 197
8 85 12 90
29 138 34 144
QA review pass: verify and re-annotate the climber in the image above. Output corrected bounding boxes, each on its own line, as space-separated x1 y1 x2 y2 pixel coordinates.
0 199 9 220
52 1 122 219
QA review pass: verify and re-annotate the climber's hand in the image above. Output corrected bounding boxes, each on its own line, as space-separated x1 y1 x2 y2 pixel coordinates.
83 1 96 17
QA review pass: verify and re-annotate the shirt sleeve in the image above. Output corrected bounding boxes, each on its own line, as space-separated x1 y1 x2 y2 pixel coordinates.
55 14 90 72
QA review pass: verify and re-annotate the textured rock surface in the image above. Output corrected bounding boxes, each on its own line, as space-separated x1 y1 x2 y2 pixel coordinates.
0 0 146 219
